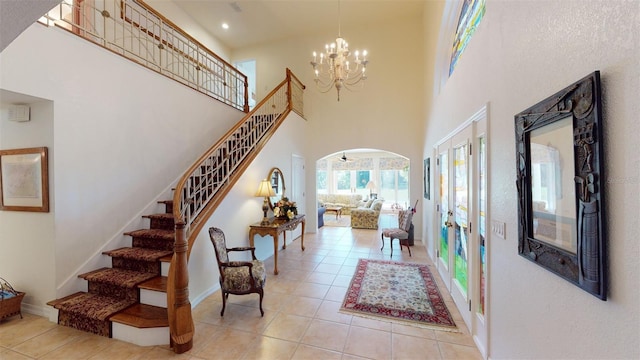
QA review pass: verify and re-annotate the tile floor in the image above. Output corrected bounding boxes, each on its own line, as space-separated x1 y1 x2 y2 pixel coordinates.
0 214 483 359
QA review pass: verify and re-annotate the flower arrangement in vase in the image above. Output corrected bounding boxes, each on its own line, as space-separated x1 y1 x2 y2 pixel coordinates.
273 197 297 220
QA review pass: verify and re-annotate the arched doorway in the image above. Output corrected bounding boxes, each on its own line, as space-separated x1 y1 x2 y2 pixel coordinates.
316 149 410 226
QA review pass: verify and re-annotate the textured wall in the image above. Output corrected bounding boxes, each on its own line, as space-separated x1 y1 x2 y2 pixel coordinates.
0 23 243 313
425 0 639 358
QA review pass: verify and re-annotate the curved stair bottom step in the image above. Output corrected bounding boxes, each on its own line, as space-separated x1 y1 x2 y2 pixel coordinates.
110 303 170 347
112 322 169 347
49 305 171 346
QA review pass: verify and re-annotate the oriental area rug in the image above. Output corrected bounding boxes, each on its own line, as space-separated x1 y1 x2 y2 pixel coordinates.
340 259 458 332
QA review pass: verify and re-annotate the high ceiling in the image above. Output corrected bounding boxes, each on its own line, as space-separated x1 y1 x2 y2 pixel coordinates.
173 0 426 49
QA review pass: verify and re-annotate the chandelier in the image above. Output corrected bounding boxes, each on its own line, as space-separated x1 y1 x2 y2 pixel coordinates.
310 1 369 101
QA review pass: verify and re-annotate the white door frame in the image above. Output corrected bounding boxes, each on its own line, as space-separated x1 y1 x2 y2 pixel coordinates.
433 105 489 359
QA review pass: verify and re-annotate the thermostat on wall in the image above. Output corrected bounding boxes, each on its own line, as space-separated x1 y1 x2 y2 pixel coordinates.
8 105 30 122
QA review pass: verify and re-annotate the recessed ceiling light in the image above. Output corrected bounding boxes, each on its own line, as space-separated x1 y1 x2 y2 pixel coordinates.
221 23 229 30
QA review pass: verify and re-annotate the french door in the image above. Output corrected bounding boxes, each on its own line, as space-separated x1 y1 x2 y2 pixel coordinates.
434 107 488 358
437 126 472 327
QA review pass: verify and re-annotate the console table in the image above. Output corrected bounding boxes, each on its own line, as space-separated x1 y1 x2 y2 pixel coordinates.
249 214 305 275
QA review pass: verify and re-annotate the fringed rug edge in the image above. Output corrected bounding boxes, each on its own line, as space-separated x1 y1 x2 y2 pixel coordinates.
338 307 461 333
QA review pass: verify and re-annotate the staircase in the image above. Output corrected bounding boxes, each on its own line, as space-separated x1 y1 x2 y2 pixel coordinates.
43 68 305 352
47 200 175 346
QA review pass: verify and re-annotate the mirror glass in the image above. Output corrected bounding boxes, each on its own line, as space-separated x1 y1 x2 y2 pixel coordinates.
529 116 577 253
268 167 285 210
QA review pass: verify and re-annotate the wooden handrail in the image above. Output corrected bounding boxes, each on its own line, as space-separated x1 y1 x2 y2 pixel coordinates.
168 69 305 353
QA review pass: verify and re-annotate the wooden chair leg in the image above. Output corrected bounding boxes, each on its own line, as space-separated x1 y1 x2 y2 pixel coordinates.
400 240 412 256
380 234 385 251
220 291 227 316
258 290 264 317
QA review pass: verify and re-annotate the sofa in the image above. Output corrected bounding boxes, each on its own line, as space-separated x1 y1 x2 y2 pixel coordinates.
317 194 363 215
350 199 384 229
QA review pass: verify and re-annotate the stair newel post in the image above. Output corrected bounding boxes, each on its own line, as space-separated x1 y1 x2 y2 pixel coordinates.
169 220 194 353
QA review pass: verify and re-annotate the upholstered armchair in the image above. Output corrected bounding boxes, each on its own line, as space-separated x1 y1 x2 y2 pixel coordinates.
350 199 384 229
208 227 267 316
381 210 414 256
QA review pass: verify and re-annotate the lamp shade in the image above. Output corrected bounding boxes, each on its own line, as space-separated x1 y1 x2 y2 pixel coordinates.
366 181 376 190
255 179 275 197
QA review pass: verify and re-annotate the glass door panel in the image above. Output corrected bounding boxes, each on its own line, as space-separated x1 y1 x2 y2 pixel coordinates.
453 144 469 295
478 137 487 315
439 151 449 268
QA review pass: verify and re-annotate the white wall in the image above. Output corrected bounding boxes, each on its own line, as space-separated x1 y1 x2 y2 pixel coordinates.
0 23 243 313
424 0 639 358
0 97 56 312
187 112 308 301
232 13 426 238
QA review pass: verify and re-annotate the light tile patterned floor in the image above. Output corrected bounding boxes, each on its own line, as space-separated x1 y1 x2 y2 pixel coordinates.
0 214 483 359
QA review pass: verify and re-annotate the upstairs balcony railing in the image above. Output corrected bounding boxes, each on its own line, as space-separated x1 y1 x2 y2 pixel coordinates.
40 0 248 112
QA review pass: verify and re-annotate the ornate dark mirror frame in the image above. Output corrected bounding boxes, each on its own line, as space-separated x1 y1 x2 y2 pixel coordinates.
267 167 285 210
514 71 607 300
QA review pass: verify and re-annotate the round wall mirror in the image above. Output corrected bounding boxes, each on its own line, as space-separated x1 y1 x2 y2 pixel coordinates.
268 167 285 210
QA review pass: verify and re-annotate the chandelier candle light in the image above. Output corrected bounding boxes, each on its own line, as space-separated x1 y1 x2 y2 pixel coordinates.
310 0 369 101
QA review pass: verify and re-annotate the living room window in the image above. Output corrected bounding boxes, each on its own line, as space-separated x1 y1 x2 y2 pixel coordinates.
335 170 351 192
379 169 409 208
316 151 409 208
317 170 328 194
356 171 371 190
333 170 372 194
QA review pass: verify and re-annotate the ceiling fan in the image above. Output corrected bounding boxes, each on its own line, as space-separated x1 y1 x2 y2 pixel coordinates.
338 152 355 162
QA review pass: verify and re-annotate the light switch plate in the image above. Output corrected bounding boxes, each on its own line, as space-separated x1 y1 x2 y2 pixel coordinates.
491 220 506 239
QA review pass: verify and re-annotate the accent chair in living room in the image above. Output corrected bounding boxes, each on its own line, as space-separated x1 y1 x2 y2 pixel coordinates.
350 199 384 229
380 209 414 256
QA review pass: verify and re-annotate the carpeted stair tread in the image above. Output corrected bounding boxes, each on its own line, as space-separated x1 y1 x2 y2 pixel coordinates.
80 268 158 288
124 228 174 240
103 247 173 262
49 199 177 340
53 292 136 321
143 213 173 221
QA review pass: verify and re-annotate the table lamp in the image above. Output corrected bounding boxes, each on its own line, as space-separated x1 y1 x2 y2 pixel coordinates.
366 181 376 199
255 179 275 225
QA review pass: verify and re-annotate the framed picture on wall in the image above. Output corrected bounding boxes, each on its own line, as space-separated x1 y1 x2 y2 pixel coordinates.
424 158 430 200
0 147 49 212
